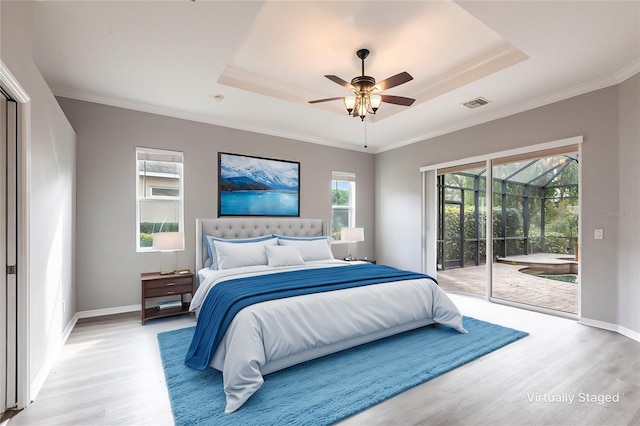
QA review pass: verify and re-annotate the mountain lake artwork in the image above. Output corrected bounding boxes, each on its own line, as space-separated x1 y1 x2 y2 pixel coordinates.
218 153 300 217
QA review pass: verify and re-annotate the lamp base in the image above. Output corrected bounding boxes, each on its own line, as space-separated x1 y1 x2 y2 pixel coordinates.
159 251 177 276
347 242 358 261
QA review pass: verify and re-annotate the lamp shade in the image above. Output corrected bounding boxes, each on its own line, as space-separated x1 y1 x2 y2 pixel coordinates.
343 96 356 114
152 232 184 251
341 227 364 242
356 101 367 118
370 94 382 111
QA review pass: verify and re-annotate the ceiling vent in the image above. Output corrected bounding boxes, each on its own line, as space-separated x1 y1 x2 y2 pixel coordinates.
462 97 491 109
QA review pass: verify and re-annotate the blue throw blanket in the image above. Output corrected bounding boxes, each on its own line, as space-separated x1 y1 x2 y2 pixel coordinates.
185 263 435 370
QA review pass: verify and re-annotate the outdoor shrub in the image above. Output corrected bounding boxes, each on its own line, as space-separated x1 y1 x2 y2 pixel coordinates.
544 232 575 254
442 205 524 263
140 233 154 248
442 200 579 261
139 222 179 248
140 222 179 234
493 207 522 237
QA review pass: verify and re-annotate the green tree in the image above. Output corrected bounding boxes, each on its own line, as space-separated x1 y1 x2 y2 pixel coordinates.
332 189 349 206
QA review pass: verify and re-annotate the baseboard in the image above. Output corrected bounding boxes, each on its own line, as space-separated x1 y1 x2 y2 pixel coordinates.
618 325 640 342
579 317 640 342
76 304 141 319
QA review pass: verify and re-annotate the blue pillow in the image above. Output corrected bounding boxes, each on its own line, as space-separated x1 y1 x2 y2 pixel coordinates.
204 234 275 270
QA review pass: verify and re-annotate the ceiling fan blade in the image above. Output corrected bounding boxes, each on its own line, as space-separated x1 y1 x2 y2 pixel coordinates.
308 97 345 104
325 75 354 90
381 95 416 106
376 72 413 91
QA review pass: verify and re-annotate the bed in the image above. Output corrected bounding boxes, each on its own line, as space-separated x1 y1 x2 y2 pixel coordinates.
188 218 467 414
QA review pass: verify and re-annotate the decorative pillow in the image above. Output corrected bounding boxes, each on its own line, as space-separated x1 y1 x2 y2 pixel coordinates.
213 238 278 270
265 245 305 267
204 235 275 270
278 238 334 261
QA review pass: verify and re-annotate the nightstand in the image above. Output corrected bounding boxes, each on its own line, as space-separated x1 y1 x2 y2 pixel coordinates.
141 271 193 324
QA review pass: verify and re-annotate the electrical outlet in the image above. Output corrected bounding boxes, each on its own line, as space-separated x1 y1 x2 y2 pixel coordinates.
594 229 603 240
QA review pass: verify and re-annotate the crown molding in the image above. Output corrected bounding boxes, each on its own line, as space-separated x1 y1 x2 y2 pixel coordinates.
51 87 372 153
613 58 640 83
52 56 639 156
376 67 632 154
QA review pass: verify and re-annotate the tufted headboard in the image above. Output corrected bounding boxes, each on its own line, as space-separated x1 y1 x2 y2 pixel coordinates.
195 218 325 272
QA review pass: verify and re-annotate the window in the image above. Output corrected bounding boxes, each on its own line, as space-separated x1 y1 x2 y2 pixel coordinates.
331 171 356 241
136 147 184 251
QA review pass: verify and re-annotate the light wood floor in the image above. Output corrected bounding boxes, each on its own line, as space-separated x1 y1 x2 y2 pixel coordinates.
8 294 640 426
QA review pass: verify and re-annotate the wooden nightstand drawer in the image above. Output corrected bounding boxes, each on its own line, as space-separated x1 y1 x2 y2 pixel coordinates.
144 284 192 298
143 276 193 289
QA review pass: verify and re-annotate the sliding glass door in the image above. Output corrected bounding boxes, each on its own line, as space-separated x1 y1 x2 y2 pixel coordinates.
429 142 580 316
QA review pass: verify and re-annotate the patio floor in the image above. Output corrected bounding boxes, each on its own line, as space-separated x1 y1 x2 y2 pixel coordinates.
437 253 578 314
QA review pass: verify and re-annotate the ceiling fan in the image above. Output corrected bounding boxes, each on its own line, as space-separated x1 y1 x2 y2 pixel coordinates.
309 48 415 121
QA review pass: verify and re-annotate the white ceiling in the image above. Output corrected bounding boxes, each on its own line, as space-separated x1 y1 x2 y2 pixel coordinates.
31 1 639 153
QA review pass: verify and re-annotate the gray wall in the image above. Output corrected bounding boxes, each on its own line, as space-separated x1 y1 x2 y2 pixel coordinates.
57 98 375 312
1 1 77 393
376 82 636 332
617 73 640 334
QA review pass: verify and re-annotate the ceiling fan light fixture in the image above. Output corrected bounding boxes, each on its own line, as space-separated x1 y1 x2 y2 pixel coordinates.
370 94 382 113
344 96 356 115
357 98 368 121
309 49 415 121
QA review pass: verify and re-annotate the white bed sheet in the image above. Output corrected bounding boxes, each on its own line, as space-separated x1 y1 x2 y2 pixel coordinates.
190 262 467 413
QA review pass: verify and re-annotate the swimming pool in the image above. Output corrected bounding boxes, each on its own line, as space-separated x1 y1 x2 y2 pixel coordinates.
534 273 578 284
522 269 579 284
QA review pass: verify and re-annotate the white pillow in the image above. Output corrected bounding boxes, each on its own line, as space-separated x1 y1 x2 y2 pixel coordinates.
278 238 334 261
214 238 278 270
205 235 275 270
265 245 305 267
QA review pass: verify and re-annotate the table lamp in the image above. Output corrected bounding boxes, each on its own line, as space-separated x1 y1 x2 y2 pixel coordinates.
341 227 364 260
153 231 184 274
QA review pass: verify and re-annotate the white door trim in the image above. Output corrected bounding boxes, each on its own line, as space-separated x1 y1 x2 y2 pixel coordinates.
0 59 31 411
1 81 9 415
419 135 583 173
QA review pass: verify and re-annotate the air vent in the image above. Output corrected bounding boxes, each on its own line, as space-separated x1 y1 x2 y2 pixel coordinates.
462 97 491 109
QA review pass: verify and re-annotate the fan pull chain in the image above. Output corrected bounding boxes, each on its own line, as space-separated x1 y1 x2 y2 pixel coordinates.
364 120 368 149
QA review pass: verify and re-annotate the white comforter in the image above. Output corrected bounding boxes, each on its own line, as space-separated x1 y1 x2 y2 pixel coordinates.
190 261 467 413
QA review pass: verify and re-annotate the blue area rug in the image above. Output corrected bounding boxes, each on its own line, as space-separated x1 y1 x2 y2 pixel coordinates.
157 317 527 426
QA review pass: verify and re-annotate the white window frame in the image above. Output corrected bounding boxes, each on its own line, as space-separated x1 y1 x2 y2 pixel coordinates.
136 147 184 252
331 171 356 241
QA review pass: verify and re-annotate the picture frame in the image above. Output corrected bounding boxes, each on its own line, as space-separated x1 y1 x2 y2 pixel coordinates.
218 152 300 217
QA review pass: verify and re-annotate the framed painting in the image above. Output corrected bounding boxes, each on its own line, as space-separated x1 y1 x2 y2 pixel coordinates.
218 152 300 217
